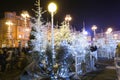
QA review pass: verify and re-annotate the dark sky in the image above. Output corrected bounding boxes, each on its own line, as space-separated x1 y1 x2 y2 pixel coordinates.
0 0 120 33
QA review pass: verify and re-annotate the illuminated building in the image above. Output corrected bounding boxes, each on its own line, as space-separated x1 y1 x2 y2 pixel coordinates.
0 12 31 48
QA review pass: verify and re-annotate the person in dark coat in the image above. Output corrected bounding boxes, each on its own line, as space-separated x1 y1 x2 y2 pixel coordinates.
90 45 97 52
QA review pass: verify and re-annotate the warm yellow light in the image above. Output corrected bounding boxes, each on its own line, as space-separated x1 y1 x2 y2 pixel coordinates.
107 27 112 33
19 35 22 38
48 2 57 13
5 21 13 33
65 15 72 21
91 25 97 31
5 21 13 26
21 11 30 18
25 28 30 31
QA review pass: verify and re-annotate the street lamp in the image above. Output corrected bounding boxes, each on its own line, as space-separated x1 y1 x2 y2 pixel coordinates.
106 28 113 43
106 27 113 36
106 27 112 34
91 25 97 40
21 11 30 47
65 14 72 26
5 21 13 47
48 2 57 70
6 21 13 33
21 11 30 27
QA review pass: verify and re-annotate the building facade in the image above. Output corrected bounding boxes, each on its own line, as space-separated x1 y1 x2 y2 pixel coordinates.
0 12 31 48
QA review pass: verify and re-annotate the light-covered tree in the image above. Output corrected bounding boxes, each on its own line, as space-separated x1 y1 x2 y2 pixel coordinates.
55 21 72 46
27 0 49 78
29 0 47 59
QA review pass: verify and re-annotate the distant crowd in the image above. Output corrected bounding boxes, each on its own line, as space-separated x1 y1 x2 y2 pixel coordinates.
0 47 30 72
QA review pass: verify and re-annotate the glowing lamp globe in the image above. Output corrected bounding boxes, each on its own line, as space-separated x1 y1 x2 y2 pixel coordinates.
107 28 112 33
48 2 57 13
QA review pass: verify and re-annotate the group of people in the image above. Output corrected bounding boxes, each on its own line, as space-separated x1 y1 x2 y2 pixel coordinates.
0 47 29 72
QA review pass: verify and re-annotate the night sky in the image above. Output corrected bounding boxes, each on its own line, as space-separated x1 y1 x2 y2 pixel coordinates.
1 0 120 33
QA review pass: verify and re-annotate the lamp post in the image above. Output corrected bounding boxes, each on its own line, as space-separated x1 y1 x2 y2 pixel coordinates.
65 14 72 26
6 21 13 47
106 27 112 34
48 2 57 76
91 25 97 40
21 11 30 27
21 11 30 47
106 27 112 37
6 21 13 33
106 27 113 44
